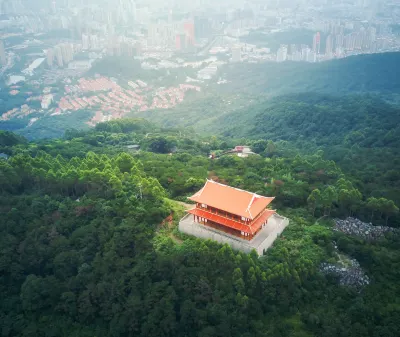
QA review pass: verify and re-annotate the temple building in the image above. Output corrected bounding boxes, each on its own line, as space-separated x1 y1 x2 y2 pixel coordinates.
179 180 289 255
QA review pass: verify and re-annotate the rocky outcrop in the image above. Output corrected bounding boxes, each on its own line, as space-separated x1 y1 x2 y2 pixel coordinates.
334 217 396 240
321 217 398 290
320 259 370 289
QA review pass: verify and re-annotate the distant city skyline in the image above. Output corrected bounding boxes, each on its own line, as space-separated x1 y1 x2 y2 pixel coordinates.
1 0 400 127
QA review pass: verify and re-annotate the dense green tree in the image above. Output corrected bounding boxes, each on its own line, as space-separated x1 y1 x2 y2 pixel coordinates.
307 189 321 216
378 198 399 225
366 197 380 222
322 186 337 216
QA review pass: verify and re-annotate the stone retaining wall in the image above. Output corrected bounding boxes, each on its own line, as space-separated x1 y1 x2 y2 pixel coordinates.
179 213 289 255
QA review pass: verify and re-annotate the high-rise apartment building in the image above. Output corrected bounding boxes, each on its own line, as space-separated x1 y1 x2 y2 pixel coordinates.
90 35 99 50
66 43 74 63
335 34 344 50
147 23 177 49
276 45 288 62
312 32 320 54
131 0 137 22
184 20 195 46
367 27 376 48
194 16 211 39
354 32 363 50
0 40 6 66
176 34 188 51
46 48 54 67
82 34 90 50
325 34 333 58
350 33 357 50
51 0 57 13
54 45 63 67
301 46 315 62
231 45 241 62
60 43 73 65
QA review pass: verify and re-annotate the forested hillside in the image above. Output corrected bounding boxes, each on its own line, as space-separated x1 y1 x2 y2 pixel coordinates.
145 92 400 214
214 94 400 207
0 121 399 337
216 52 400 97
218 94 400 146
142 53 400 131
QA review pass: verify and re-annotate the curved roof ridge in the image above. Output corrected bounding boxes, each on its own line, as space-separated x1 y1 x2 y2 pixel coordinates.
188 180 275 219
208 179 272 200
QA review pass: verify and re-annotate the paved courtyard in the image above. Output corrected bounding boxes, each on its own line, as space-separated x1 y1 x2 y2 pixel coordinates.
179 213 289 255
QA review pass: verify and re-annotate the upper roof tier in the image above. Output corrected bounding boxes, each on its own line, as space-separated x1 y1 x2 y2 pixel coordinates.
188 180 274 220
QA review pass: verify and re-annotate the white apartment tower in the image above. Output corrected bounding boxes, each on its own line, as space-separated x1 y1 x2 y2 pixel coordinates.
231 45 241 62
276 45 288 62
82 34 90 50
54 45 63 67
325 35 334 58
0 40 6 66
46 48 54 67
90 35 99 50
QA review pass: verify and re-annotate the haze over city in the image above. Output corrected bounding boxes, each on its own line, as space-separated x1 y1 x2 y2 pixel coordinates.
0 0 399 132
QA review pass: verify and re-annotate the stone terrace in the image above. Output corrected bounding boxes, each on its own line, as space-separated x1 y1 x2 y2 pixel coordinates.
179 213 289 256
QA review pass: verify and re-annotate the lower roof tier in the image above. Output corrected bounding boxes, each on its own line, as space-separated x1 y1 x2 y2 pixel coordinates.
187 208 276 235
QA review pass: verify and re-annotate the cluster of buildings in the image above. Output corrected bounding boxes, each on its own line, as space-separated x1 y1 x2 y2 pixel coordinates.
0 85 56 123
76 20 196 56
86 83 201 125
323 27 389 60
1 103 35 121
81 34 100 51
55 76 201 125
46 43 75 68
146 20 196 51
275 21 396 64
0 73 202 128
0 67 203 128
1 0 399 78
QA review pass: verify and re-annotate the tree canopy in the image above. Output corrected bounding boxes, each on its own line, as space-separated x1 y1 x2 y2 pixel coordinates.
0 122 399 337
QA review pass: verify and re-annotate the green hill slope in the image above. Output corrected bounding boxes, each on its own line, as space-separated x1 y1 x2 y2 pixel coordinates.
217 94 400 146
0 121 399 337
216 52 400 97
212 93 400 206
143 53 400 134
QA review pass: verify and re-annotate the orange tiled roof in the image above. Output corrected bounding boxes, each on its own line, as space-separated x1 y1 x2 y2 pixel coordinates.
188 208 275 234
188 180 274 219
249 209 276 233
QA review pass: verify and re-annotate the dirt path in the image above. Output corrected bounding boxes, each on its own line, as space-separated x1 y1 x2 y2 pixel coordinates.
176 201 195 210
169 232 183 244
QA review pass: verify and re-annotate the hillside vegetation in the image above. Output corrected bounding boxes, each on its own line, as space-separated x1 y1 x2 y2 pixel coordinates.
0 120 399 337
212 94 400 211
216 94 399 145
1 53 400 337
143 53 400 131
141 55 400 215
216 52 400 97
